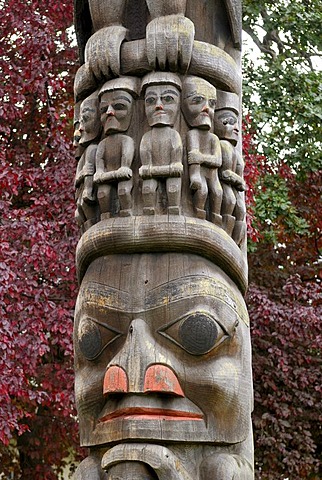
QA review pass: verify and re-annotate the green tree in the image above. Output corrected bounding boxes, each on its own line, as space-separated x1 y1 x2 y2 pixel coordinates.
243 1 322 478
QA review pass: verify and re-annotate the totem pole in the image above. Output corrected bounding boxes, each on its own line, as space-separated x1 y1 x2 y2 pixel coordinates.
72 0 254 478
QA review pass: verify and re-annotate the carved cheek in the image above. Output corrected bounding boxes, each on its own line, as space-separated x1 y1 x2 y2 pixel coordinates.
183 357 242 414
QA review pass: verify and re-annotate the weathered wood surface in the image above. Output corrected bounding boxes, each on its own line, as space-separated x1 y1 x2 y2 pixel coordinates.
72 0 253 478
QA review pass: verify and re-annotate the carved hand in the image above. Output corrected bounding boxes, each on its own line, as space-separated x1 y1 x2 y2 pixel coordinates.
94 171 116 183
220 169 246 190
169 162 184 177
202 154 222 168
74 455 107 480
93 171 103 184
116 166 132 180
188 150 203 165
139 165 152 179
146 15 195 71
200 454 253 480
85 26 127 80
190 172 202 191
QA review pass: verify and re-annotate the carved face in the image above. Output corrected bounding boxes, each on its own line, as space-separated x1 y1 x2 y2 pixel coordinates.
145 85 180 127
73 121 82 148
182 78 217 129
213 109 240 146
74 253 252 447
79 95 101 145
100 90 134 135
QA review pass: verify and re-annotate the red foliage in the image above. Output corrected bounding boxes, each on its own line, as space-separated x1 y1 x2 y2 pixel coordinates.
242 115 266 243
248 168 322 478
0 1 82 477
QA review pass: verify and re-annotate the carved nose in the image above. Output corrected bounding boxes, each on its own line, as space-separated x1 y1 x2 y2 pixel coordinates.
202 104 209 113
155 103 164 110
107 105 115 116
103 365 128 396
103 364 184 397
102 319 185 396
144 365 184 397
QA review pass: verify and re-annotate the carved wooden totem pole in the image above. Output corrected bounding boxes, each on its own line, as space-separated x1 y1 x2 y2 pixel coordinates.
72 0 254 478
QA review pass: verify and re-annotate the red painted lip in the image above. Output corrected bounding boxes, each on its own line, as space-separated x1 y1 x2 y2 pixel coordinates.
99 407 203 423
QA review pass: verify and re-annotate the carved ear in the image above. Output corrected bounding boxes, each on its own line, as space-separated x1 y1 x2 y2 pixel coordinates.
74 0 93 64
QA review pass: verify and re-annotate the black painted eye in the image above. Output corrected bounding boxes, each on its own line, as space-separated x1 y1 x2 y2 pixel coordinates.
113 102 126 110
145 96 156 105
179 313 219 355
159 312 229 355
223 115 237 125
78 318 122 361
191 95 204 104
162 95 174 103
209 99 216 109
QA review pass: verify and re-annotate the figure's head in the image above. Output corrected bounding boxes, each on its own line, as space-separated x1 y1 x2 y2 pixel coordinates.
213 91 240 146
99 77 140 135
182 76 217 130
79 90 101 145
141 73 181 127
74 252 252 448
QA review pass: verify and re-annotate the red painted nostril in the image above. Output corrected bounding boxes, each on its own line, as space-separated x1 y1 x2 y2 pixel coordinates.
144 364 184 397
103 366 128 395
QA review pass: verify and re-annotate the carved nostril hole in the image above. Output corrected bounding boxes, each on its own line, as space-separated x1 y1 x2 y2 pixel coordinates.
145 279 148 284
129 325 133 334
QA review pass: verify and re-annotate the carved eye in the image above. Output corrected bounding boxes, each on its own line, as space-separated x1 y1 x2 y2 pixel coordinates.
159 312 230 355
78 317 122 361
191 95 205 104
161 95 174 104
208 99 216 109
223 115 237 126
145 96 156 106
113 102 127 111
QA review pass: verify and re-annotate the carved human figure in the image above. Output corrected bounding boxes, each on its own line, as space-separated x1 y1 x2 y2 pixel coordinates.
93 77 139 218
74 253 254 478
75 90 101 228
213 91 246 243
73 100 85 161
139 73 183 215
182 76 222 225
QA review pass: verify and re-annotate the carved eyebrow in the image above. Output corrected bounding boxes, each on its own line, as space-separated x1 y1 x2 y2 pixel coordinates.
184 90 200 99
217 111 238 119
80 278 248 325
101 95 131 104
82 283 132 311
146 89 179 97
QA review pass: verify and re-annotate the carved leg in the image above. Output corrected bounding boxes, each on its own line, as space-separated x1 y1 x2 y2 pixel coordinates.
232 220 246 247
118 179 133 216
190 166 207 218
97 184 112 219
142 178 158 215
166 176 181 215
83 175 96 204
234 191 246 222
207 170 223 226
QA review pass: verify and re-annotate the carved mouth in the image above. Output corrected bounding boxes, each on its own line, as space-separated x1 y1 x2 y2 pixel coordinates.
98 394 204 424
99 406 203 422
